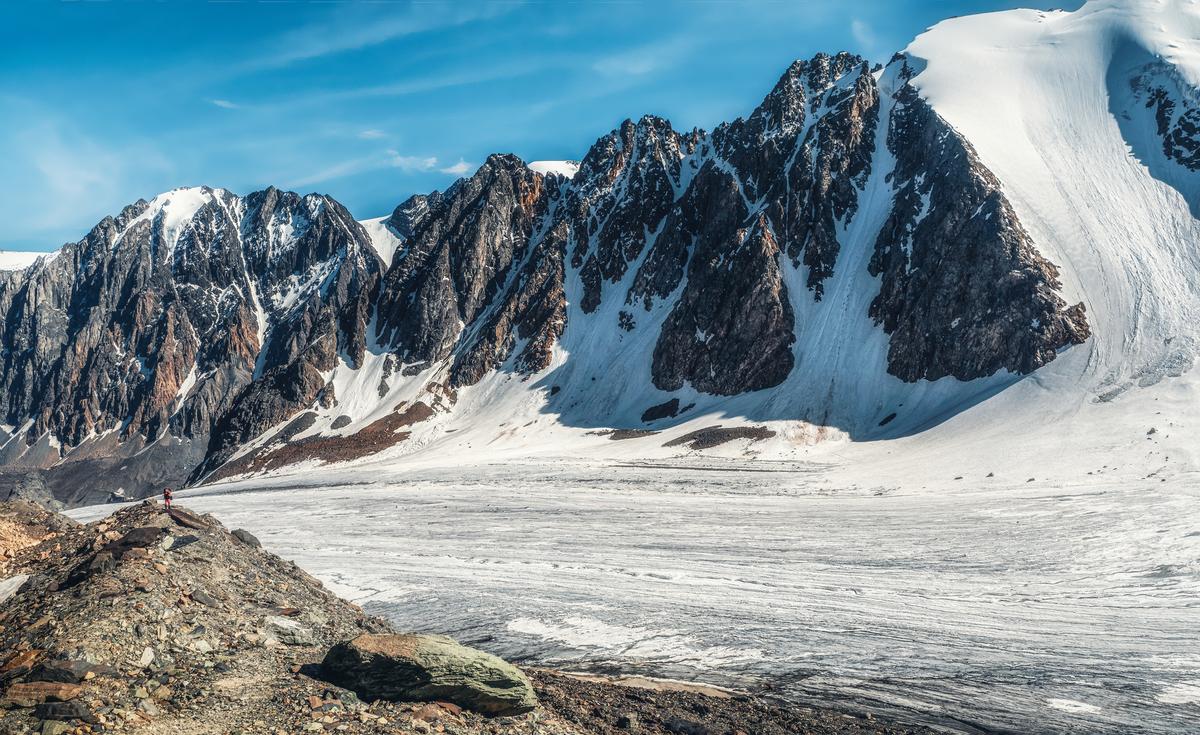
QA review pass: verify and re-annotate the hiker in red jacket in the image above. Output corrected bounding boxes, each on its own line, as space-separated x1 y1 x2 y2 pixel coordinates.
163 487 173 509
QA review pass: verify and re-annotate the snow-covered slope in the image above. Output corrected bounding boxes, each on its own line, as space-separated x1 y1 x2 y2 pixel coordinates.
357 215 403 268
830 0 1200 486
0 251 56 271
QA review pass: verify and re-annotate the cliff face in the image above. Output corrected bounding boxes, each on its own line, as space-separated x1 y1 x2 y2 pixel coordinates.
0 53 1093 504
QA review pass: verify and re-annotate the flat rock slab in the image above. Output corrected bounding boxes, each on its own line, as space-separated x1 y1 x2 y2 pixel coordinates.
1 681 82 707
166 508 210 530
321 633 537 717
33 701 95 724
103 526 164 554
27 660 112 684
0 650 42 681
266 616 316 646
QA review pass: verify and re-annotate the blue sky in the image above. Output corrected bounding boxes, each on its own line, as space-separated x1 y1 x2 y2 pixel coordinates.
1 0 1082 252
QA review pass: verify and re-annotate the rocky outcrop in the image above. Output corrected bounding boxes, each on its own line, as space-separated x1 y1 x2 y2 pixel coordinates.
713 53 878 297
374 155 551 371
867 63 1089 381
1143 77 1200 171
567 116 692 313
322 633 538 716
640 54 881 394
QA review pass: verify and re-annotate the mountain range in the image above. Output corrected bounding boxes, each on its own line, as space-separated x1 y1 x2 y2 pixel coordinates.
2 0 1198 507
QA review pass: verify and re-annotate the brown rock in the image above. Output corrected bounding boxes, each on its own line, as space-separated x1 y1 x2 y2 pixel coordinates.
0 682 83 708
0 649 42 677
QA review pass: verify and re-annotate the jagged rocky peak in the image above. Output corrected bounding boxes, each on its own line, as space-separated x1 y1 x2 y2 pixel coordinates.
569 115 694 313
743 51 868 141
374 153 554 372
0 185 381 504
708 50 879 299
386 190 443 240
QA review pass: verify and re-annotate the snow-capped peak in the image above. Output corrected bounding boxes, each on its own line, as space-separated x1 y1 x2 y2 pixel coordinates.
117 186 231 256
527 160 580 179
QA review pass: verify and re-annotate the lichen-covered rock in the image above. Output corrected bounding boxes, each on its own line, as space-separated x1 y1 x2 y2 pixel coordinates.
321 633 538 716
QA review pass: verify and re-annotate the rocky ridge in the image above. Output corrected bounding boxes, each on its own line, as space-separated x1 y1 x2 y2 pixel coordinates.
0 500 938 735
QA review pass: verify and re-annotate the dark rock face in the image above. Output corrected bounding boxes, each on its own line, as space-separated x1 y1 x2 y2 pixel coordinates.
713 53 878 297
231 528 261 548
0 52 1095 503
1146 81 1200 170
374 155 554 377
640 54 879 393
652 204 796 395
868 64 1089 381
640 398 680 423
567 116 692 313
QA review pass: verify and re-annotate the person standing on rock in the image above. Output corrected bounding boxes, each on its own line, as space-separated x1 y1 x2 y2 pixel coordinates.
163 487 173 509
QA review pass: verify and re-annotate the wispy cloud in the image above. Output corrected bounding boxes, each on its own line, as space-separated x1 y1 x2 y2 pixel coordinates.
358 129 386 140
0 100 174 246
210 99 239 110
288 148 450 189
236 3 520 74
275 60 542 112
592 36 695 78
439 159 473 176
288 155 380 189
850 19 876 53
387 151 438 172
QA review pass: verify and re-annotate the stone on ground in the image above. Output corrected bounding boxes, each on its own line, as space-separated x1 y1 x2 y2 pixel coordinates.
231 528 261 548
321 633 537 716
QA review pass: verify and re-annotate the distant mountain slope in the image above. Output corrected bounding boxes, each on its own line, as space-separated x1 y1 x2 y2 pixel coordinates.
6 0 1200 506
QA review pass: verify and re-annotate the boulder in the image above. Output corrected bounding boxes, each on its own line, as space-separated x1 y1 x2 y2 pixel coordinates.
166 508 210 530
62 552 117 588
0 650 42 681
33 701 95 724
27 660 110 684
103 526 164 556
231 529 261 548
266 616 316 646
321 633 537 716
